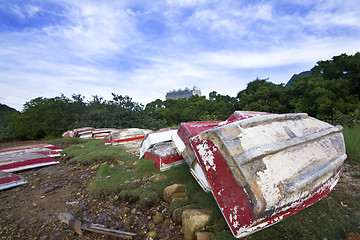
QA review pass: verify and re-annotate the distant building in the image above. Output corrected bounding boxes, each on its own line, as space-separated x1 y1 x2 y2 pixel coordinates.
165 86 201 100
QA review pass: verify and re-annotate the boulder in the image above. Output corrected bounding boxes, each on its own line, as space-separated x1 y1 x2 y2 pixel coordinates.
195 231 212 240
172 204 196 225
346 232 360 240
182 209 211 240
171 192 190 203
163 184 186 202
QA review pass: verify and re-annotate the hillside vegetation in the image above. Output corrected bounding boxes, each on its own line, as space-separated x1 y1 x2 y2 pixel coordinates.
0 52 359 140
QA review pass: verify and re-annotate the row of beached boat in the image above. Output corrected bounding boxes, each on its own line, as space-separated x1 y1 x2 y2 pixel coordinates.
0 144 62 190
2 111 346 238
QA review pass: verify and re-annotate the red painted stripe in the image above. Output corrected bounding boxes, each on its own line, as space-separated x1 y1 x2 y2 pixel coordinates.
0 176 22 185
0 157 58 171
144 152 161 170
113 135 145 143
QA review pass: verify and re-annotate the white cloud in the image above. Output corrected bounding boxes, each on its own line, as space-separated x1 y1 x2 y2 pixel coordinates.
166 0 208 8
40 2 139 59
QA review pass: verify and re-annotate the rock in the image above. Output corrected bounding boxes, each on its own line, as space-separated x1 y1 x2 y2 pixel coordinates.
172 204 196 225
171 192 190 203
133 179 141 184
146 230 157 239
163 184 186 202
346 232 360 240
172 208 183 225
147 221 156 230
153 212 164 224
195 231 212 240
90 164 99 171
182 209 211 240
158 219 174 239
124 216 133 231
131 208 137 215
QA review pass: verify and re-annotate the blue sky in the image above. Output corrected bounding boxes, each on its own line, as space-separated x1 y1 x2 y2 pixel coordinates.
0 0 359 111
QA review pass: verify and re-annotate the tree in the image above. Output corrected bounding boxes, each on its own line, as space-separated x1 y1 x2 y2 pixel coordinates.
0 104 19 140
237 78 290 113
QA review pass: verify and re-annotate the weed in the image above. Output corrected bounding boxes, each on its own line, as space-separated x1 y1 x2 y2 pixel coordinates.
343 124 360 165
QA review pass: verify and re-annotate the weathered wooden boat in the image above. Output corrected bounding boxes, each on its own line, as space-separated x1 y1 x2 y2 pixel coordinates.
73 127 94 138
78 130 94 139
140 127 179 159
0 144 62 153
62 130 74 138
108 128 153 146
172 121 223 191
63 128 118 140
0 144 61 172
144 141 184 171
0 171 27 190
92 129 118 139
183 112 346 238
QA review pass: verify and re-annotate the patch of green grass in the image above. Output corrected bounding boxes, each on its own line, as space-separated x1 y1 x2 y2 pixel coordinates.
87 149 159 206
343 124 360 165
246 186 360 240
119 188 159 208
88 163 136 197
47 137 89 145
63 139 134 165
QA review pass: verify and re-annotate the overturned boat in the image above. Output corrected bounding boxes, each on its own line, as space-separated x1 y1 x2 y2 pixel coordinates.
169 111 346 238
0 144 62 172
107 128 152 146
0 171 27 190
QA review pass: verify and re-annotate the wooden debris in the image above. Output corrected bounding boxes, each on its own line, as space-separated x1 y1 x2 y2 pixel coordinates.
58 212 83 237
58 212 136 239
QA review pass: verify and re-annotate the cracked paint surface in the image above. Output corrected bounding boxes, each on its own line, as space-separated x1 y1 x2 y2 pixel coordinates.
195 142 217 171
188 113 346 238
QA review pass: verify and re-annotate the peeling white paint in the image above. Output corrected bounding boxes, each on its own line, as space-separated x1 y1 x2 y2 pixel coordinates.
196 141 217 171
218 189 224 196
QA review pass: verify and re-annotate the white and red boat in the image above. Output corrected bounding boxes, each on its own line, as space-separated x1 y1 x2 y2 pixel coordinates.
0 144 61 172
0 171 27 190
163 111 346 238
144 141 184 171
92 128 118 139
140 127 179 158
108 128 152 146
